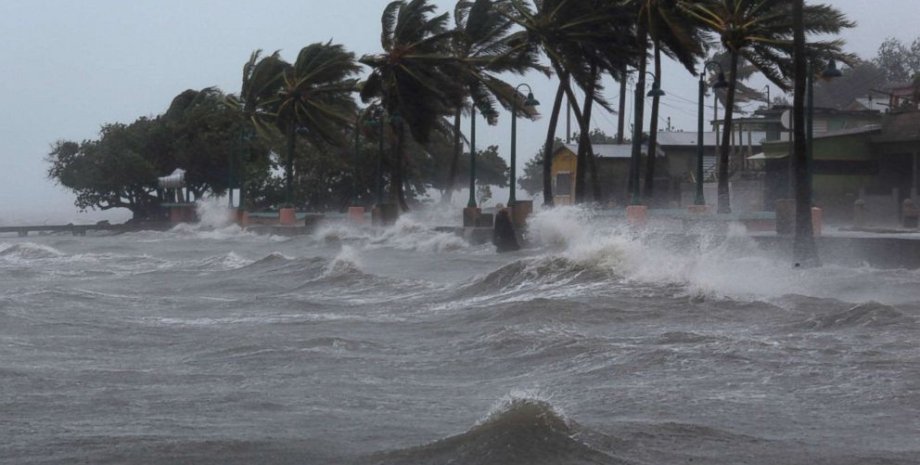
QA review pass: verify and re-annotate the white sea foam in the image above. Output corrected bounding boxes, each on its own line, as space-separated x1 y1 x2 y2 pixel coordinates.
524 206 920 305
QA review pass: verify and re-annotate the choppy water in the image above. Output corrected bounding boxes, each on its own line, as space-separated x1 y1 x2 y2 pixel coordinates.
2 206 919 464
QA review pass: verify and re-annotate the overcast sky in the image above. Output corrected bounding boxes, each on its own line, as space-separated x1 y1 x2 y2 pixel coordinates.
1 0 916 223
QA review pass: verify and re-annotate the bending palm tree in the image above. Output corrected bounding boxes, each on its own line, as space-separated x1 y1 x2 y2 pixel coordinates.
360 0 466 212
276 42 360 207
681 0 853 213
629 0 706 202
502 0 638 206
446 0 543 206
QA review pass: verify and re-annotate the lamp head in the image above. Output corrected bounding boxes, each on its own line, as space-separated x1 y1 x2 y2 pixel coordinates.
821 58 843 79
647 82 665 97
712 71 729 89
525 92 540 107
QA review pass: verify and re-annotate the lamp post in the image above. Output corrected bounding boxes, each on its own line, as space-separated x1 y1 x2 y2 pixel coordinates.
467 107 477 208
695 62 728 206
509 83 539 205
763 85 771 109
352 114 361 206
806 58 842 201
629 72 665 205
365 108 385 206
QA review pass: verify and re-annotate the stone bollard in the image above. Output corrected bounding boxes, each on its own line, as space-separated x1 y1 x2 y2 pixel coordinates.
279 207 297 226
626 205 648 227
687 204 710 215
811 207 823 237
347 206 365 224
510 200 533 228
775 199 794 235
853 199 865 228
372 203 399 226
902 198 918 228
462 207 481 227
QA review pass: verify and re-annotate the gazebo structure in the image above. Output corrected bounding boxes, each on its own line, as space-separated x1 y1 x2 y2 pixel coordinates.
158 168 197 224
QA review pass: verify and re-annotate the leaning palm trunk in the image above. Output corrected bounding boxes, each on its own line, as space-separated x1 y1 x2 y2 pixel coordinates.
717 51 740 214
617 66 627 144
391 122 410 212
444 109 462 203
792 0 818 265
644 44 662 202
628 20 649 202
542 78 567 207
574 67 597 204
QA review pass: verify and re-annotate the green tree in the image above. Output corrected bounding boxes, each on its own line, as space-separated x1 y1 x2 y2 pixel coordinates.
681 0 853 213
47 121 164 220
360 0 467 212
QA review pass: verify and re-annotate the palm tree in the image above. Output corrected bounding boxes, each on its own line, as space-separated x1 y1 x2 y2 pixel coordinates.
445 0 543 205
632 0 706 202
502 0 638 206
228 50 288 207
791 0 816 265
275 42 360 207
360 0 467 211
680 0 853 213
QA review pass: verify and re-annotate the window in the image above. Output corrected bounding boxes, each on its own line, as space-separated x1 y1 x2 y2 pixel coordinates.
555 172 573 196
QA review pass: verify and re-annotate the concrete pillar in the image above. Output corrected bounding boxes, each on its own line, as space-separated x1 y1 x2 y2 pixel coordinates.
372 203 399 226
462 207 481 227
279 207 297 226
687 204 710 215
348 206 366 224
626 205 648 227
902 198 918 228
811 207 823 237
775 199 794 235
854 199 865 228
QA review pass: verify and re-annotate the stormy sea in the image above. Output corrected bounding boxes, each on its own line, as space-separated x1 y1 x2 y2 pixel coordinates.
2 204 918 465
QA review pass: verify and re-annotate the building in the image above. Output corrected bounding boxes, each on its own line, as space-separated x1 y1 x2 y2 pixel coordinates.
550 142 658 206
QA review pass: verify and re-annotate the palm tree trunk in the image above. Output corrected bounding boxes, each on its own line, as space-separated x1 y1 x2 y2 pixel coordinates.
574 65 598 204
643 43 662 202
392 122 409 212
629 19 648 203
444 108 462 203
792 0 818 265
717 52 740 214
542 76 567 207
617 65 627 144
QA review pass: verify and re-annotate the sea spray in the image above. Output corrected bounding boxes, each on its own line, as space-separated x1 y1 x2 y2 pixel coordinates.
322 245 364 278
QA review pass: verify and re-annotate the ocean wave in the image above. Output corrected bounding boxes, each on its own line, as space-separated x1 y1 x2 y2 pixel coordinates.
454 255 615 301
0 242 65 261
361 397 624 465
799 302 914 330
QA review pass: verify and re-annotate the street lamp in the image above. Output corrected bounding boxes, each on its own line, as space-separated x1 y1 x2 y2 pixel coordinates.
806 58 842 200
695 61 728 206
763 85 771 109
509 83 539 205
352 114 361 206
467 107 478 208
630 71 665 205
366 108 385 206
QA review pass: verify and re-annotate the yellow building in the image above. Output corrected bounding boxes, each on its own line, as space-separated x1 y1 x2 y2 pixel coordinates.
551 143 656 205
